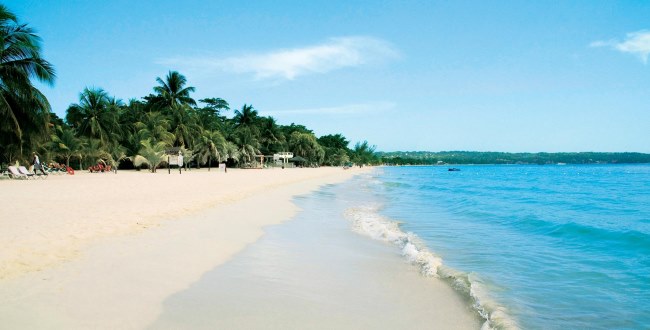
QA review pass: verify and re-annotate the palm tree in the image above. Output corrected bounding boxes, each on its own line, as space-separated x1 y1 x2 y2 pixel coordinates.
223 141 241 164
66 87 121 146
259 116 285 154
105 142 127 172
0 5 56 162
149 71 199 147
48 125 83 168
80 137 109 170
168 104 200 147
134 138 168 173
232 126 260 166
194 130 226 170
135 111 175 145
152 71 196 111
233 104 259 129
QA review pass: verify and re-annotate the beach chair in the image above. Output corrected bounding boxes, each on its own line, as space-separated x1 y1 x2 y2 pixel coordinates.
7 166 28 179
17 166 46 179
17 166 35 179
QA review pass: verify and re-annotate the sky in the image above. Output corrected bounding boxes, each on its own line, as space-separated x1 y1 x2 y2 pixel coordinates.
6 0 650 152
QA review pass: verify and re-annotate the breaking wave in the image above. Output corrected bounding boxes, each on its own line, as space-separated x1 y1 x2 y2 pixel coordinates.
344 204 520 330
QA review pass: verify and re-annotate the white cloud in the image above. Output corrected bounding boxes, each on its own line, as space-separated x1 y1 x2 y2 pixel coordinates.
591 30 650 64
268 102 396 116
158 36 399 80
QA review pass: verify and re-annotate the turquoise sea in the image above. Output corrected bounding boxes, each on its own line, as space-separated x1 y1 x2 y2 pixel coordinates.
353 165 650 329
154 165 650 329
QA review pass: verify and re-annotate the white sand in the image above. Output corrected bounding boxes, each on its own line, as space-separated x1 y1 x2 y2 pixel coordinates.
0 167 366 327
0 167 361 281
0 167 478 329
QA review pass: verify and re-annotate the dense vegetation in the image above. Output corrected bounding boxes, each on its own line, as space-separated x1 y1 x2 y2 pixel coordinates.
380 151 650 165
0 6 380 171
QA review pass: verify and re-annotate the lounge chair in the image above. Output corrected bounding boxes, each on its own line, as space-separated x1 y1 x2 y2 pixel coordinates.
7 166 28 179
18 166 47 179
17 166 36 179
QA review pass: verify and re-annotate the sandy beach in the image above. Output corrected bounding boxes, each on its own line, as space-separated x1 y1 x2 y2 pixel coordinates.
0 168 366 326
0 167 479 329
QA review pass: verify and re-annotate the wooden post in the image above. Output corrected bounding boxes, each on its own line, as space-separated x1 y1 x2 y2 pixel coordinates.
168 155 170 174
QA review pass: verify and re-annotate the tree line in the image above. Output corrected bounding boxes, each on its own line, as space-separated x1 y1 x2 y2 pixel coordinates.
0 5 380 171
380 151 650 165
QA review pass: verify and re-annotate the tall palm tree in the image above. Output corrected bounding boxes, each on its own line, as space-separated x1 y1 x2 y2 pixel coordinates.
258 116 285 154
0 5 56 162
66 87 121 146
150 71 199 147
233 104 259 129
152 71 196 111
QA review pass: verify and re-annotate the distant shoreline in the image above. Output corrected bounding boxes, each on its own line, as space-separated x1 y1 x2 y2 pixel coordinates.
379 151 650 165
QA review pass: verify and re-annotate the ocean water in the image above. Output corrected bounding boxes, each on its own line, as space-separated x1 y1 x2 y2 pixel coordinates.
152 165 649 329
353 165 650 329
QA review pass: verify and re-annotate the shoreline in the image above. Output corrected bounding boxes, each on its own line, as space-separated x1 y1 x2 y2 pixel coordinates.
0 167 369 328
152 173 482 329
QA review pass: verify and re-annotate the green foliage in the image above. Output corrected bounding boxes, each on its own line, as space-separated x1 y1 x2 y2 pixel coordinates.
65 87 121 146
380 151 650 165
135 139 168 172
48 125 83 167
318 134 350 166
194 129 227 167
351 141 379 165
289 131 325 165
0 5 55 163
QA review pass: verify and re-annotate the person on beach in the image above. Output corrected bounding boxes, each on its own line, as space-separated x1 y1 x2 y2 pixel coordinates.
32 152 46 175
178 151 183 174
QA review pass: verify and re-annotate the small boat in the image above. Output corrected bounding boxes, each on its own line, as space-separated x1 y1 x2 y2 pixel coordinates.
448 168 461 171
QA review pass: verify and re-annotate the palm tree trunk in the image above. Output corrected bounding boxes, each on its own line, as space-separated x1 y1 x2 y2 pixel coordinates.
208 156 211 171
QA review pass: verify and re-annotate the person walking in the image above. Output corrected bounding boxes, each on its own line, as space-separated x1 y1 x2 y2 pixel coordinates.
32 152 46 175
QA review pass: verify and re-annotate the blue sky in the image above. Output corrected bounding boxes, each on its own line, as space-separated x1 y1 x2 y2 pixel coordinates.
7 0 650 152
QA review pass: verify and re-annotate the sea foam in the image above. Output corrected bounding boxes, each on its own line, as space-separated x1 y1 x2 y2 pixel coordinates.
344 204 520 330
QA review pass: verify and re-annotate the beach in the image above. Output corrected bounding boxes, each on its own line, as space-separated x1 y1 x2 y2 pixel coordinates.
0 167 480 329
